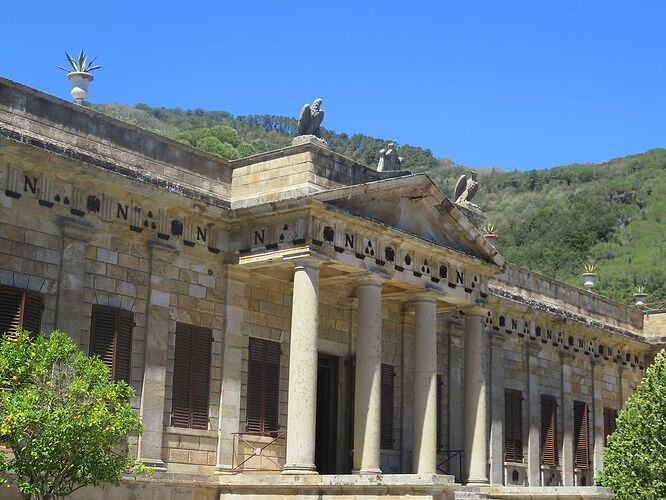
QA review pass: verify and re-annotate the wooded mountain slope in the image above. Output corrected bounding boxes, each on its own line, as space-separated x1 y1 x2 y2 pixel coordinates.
89 103 665 305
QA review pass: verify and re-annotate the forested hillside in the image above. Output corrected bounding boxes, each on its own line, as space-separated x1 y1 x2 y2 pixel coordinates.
89 103 665 305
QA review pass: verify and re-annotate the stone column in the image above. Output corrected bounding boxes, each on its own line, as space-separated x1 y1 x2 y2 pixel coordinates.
412 294 438 474
561 352 575 486
283 258 320 474
55 216 93 346
591 359 605 476
526 343 541 486
489 333 506 485
216 266 247 471
464 307 489 485
138 240 177 469
353 276 383 475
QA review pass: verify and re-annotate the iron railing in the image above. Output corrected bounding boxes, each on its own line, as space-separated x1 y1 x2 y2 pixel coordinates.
437 449 463 481
231 430 286 473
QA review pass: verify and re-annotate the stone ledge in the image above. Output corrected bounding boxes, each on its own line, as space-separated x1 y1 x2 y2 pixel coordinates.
219 473 457 490
479 486 614 499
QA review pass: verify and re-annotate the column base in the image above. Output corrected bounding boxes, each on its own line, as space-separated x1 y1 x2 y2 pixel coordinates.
352 467 383 475
282 464 318 475
466 478 489 486
140 458 167 471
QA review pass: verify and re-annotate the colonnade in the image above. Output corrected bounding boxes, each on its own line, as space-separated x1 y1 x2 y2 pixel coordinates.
281 258 488 481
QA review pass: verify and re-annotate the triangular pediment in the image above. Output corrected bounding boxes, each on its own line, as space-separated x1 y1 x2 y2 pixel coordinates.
312 174 504 267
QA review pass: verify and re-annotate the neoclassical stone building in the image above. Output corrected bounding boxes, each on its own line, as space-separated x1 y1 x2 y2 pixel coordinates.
0 77 663 500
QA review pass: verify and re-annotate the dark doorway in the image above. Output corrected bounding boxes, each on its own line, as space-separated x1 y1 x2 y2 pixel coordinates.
315 354 339 474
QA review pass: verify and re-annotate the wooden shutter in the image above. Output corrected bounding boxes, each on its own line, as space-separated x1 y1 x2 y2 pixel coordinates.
171 323 212 429
0 286 43 338
246 338 280 434
172 323 193 428
90 305 133 382
115 310 134 383
21 292 43 334
540 394 558 466
603 407 618 446
504 388 524 462
380 363 394 450
573 400 590 469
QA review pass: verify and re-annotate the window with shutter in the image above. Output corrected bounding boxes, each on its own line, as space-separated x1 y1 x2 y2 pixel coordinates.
540 394 558 466
0 285 43 338
380 363 394 450
504 388 524 462
603 407 618 446
573 400 590 469
246 337 281 434
171 323 212 429
90 305 133 382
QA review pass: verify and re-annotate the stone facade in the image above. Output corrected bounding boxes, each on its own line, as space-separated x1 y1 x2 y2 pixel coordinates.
0 76 664 499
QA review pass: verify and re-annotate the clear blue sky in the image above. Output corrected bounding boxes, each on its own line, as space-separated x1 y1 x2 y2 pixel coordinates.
3 0 666 170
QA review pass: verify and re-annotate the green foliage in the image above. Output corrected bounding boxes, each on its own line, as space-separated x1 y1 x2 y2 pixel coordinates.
597 349 666 498
57 50 101 73
0 330 148 499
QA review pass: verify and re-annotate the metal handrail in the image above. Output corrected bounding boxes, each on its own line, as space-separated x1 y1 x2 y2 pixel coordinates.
437 449 463 481
231 430 286 473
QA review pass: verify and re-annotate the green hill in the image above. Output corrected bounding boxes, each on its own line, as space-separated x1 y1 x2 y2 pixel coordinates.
88 102 666 306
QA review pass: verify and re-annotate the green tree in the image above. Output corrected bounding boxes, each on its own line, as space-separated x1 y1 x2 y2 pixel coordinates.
0 330 148 500
597 349 666 499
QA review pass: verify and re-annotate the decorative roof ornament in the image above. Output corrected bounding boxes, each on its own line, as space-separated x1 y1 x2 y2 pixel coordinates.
296 98 324 137
454 170 480 209
377 143 402 172
57 50 102 103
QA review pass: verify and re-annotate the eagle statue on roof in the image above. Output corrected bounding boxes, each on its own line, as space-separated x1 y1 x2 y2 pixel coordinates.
454 170 480 208
297 98 324 137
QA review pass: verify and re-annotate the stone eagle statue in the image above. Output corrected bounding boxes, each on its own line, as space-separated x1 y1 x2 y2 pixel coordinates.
297 98 324 137
454 170 479 206
377 143 402 172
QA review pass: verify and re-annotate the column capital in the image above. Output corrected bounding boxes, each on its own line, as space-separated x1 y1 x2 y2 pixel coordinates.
410 291 439 304
355 274 384 287
285 254 327 269
58 215 94 242
464 305 489 317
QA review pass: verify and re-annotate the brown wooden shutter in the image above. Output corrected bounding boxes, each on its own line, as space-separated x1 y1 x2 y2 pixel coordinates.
171 323 212 429
191 326 212 429
115 309 134 383
573 400 590 469
21 291 43 334
603 407 618 446
0 286 43 338
90 306 117 374
504 388 524 462
172 323 193 428
380 363 394 450
90 305 133 382
246 338 281 434
0 286 24 337
540 394 558 466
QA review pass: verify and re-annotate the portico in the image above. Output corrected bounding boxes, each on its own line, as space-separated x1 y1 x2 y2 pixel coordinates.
234 179 503 480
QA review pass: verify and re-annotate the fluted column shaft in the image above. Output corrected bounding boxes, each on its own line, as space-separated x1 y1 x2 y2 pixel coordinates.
464 308 489 484
353 278 383 475
413 295 438 474
283 259 320 474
